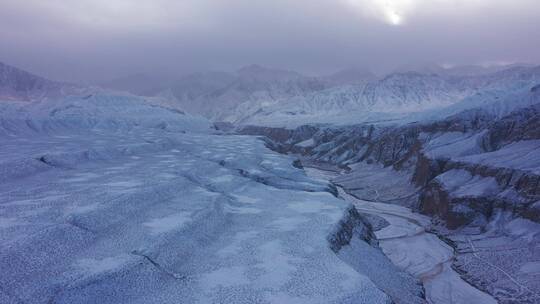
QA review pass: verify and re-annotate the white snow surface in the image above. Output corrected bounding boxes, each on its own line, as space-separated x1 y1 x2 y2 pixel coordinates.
0 94 399 303
456 140 540 174
422 131 485 159
435 170 501 198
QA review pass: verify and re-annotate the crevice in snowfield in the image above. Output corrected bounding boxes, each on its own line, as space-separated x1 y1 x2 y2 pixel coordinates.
36 155 66 169
131 250 187 280
37 155 53 166
66 217 96 234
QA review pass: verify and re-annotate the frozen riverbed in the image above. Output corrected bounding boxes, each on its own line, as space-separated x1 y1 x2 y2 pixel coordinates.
304 167 498 304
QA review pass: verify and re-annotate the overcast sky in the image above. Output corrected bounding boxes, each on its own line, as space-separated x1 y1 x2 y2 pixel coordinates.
1 0 539 82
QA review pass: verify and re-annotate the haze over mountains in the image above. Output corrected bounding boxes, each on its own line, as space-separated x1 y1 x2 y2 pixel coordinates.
94 62 540 127
3 60 539 129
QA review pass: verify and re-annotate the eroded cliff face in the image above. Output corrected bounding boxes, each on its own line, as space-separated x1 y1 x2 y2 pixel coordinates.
239 103 540 303
238 101 540 229
418 160 540 229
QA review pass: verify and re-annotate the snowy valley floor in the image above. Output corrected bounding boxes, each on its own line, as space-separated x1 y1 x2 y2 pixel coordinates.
304 167 498 304
306 162 540 304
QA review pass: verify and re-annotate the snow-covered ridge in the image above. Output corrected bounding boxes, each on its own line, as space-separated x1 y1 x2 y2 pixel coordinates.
0 62 88 102
0 93 211 137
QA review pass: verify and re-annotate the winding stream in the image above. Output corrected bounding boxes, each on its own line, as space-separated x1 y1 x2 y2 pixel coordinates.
305 167 497 304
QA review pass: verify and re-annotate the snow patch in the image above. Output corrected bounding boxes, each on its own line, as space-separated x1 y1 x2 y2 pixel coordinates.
270 217 309 232
143 212 192 234
233 194 261 204
77 255 131 275
288 201 337 213
200 266 249 289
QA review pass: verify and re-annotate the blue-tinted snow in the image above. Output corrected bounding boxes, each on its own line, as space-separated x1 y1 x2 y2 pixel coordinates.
0 94 399 303
455 140 540 175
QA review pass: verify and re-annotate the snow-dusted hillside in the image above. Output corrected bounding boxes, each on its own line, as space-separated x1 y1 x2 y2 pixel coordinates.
240 66 540 127
0 93 211 137
186 65 328 122
0 62 86 102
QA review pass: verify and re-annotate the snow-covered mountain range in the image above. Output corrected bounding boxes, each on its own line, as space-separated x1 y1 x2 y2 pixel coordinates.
96 63 540 127
5 61 537 130
235 65 540 126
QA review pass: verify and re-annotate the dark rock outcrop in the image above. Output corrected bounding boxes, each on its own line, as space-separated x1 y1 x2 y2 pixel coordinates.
328 205 378 253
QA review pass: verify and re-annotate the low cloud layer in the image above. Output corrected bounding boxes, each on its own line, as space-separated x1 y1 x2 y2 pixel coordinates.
1 0 539 81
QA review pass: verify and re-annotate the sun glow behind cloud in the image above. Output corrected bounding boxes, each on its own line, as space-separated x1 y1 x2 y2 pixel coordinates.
345 0 415 25
387 10 402 25
344 0 490 26
1 0 538 81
